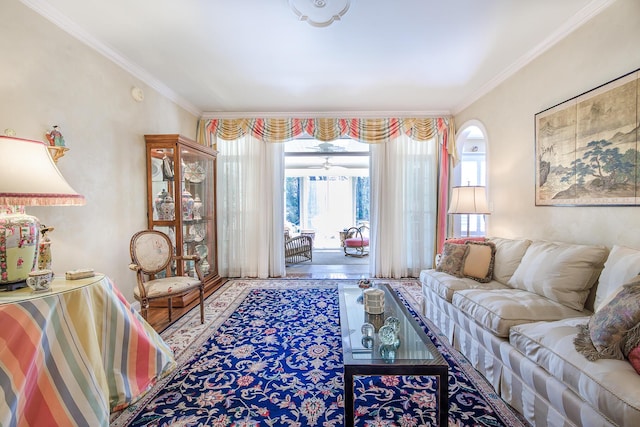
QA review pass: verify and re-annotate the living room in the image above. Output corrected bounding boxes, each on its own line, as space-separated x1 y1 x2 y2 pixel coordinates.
3 0 638 303
1 0 639 425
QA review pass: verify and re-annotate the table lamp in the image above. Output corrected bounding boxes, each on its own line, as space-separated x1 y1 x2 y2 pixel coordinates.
448 185 490 237
0 136 85 289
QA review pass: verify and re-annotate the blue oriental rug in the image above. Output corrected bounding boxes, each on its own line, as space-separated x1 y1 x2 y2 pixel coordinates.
111 279 527 426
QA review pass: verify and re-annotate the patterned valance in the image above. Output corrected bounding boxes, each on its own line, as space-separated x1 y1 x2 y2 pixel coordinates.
198 117 450 146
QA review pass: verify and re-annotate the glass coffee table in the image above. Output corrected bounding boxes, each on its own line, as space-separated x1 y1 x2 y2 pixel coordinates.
338 283 448 425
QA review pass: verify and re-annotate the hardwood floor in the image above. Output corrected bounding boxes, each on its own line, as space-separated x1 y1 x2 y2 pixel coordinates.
145 281 227 333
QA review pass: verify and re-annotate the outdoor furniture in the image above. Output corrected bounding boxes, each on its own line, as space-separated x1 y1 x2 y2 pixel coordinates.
285 234 313 264
129 229 205 324
342 225 369 257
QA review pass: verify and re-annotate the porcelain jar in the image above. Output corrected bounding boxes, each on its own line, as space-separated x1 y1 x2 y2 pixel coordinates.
160 195 175 221
192 194 203 220
182 189 194 220
154 189 168 220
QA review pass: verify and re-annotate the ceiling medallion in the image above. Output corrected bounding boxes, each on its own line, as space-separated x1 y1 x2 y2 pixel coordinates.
289 0 351 27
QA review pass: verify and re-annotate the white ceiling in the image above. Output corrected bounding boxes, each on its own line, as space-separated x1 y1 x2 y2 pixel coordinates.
21 0 615 117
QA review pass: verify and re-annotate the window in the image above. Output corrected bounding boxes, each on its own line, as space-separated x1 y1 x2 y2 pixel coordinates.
453 124 488 237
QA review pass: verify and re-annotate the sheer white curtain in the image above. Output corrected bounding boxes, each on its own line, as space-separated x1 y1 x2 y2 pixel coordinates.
216 135 285 278
370 133 438 278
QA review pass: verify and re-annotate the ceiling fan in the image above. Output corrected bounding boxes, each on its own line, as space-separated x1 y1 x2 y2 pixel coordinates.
307 141 346 153
310 156 346 170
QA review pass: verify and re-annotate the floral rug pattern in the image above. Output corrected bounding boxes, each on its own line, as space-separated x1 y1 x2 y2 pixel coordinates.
111 279 526 427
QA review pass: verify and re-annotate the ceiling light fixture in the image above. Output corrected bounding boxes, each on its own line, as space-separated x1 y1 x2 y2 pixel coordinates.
289 0 351 27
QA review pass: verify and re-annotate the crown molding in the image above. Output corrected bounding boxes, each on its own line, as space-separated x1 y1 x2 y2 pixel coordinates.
452 0 617 115
20 0 202 117
200 110 452 119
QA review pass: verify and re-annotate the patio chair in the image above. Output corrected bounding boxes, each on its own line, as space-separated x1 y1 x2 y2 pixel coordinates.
285 234 313 264
129 229 204 324
343 224 369 257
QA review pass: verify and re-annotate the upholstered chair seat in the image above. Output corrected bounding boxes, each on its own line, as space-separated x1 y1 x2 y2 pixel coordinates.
129 229 205 325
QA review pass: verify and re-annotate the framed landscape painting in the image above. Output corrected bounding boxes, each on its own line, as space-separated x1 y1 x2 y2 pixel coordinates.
535 69 639 206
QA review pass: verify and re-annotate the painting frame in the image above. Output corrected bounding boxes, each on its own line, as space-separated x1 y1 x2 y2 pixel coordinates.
535 68 640 206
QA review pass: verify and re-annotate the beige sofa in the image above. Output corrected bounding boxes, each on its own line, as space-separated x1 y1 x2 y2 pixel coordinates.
420 237 640 427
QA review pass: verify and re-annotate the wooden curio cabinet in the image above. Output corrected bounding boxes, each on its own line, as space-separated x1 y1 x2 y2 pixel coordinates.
144 134 222 306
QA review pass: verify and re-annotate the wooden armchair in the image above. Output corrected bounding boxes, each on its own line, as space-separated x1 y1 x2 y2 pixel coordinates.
129 229 204 324
285 235 313 264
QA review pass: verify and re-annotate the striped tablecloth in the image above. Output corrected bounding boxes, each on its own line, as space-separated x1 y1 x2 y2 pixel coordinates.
0 274 176 426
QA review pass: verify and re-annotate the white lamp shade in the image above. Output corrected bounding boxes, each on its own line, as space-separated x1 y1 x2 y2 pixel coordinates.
0 136 85 206
0 136 84 285
448 186 490 214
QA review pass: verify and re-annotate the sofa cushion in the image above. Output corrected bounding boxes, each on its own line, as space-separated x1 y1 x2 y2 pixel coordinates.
435 242 469 277
452 288 588 338
420 269 509 303
594 245 640 312
507 241 608 311
487 237 532 285
510 318 640 426
462 241 496 283
574 276 640 361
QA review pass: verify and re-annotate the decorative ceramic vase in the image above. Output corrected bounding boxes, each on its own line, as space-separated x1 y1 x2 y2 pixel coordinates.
192 194 203 220
154 189 168 220
160 195 175 221
182 189 194 220
200 258 210 275
0 209 39 285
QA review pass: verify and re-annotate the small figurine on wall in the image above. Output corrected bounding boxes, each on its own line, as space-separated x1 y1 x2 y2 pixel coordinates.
45 125 65 147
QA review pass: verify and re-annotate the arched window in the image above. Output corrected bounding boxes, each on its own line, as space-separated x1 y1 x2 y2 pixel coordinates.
452 121 488 237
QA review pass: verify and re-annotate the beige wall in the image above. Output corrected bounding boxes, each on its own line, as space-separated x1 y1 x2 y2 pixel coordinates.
1 1 198 300
455 0 640 248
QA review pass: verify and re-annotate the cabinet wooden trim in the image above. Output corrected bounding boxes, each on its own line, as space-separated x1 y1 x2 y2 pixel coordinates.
144 134 223 307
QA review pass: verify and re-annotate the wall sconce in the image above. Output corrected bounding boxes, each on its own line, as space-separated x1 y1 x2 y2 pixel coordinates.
448 186 490 237
0 136 85 289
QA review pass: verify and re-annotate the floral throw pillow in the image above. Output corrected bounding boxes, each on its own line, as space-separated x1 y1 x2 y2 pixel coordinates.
436 242 469 277
574 275 640 361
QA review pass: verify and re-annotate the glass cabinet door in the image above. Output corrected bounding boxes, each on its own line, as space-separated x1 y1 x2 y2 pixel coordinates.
145 134 221 303
180 146 216 280
150 147 176 222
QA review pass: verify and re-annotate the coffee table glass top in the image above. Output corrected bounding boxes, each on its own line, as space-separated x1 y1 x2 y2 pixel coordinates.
339 283 444 365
